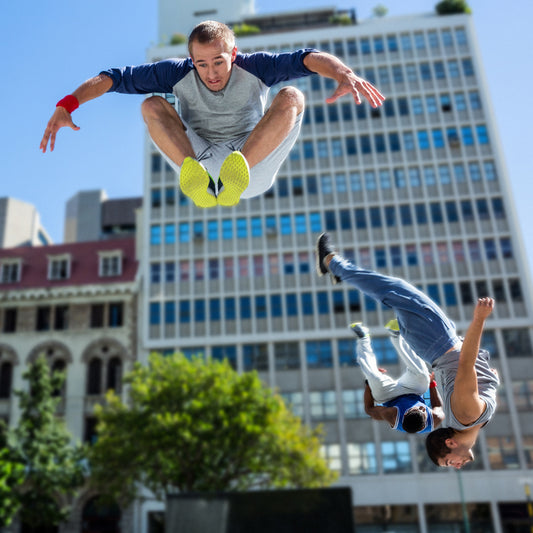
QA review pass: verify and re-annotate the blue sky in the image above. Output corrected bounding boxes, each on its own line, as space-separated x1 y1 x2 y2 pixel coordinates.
1 0 532 274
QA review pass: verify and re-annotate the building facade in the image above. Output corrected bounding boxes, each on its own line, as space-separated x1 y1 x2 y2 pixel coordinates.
0 238 139 532
0 197 52 249
140 7 533 532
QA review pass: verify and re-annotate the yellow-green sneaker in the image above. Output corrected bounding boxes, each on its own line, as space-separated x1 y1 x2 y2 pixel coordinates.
385 318 400 336
217 151 250 207
179 157 217 208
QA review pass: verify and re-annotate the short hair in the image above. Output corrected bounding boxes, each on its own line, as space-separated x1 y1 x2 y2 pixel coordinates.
402 410 426 433
188 21 236 56
425 427 456 465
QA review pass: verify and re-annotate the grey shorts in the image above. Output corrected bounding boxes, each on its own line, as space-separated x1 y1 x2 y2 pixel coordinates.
153 113 303 199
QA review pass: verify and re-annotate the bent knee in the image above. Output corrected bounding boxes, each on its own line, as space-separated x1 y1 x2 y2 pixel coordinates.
141 95 173 120
275 86 305 113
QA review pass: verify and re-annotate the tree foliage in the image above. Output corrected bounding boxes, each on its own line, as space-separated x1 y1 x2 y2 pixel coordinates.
232 23 261 37
170 33 187 45
5 356 86 528
89 353 336 503
435 0 472 15
0 446 24 527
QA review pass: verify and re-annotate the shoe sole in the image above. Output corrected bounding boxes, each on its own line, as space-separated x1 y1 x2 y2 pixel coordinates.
180 158 217 208
217 152 250 207
315 233 329 276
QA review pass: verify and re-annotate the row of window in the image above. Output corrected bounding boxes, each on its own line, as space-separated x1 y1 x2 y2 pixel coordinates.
148 278 523 326
150 197 505 245
0 253 123 285
267 26 469 59
1 302 124 334
301 90 483 126
294 124 489 162
150 237 515 287
150 160 498 210
0 357 123 399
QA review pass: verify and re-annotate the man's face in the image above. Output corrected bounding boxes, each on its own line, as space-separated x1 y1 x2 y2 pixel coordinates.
190 39 237 92
438 440 474 469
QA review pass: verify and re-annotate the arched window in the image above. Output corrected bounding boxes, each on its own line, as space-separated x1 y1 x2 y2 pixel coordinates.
0 362 12 399
87 358 102 395
106 357 122 392
81 496 121 533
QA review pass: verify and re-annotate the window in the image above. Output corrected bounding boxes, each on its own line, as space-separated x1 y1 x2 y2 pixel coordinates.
107 357 122 392
306 341 333 368
108 302 123 327
54 305 69 330
90 304 104 328
243 344 268 372
99 252 122 277
0 261 20 283
87 358 102 395
195 299 206 322
212 346 237 369
165 301 175 324
347 442 378 475
165 262 175 283
180 300 191 323
0 362 13 399
310 391 337 419
381 441 412 473
36 306 51 331
48 255 70 280
2 308 17 333
150 225 161 245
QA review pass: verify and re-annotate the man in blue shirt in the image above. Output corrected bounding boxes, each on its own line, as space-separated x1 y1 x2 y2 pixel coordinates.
351 322 444 434
41 20 384 208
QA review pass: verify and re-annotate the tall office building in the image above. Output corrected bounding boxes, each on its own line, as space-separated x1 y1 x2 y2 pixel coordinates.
141 6 533 531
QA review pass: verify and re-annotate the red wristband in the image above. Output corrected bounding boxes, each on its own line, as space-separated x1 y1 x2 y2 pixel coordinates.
429 380 437 389
56 95 79 114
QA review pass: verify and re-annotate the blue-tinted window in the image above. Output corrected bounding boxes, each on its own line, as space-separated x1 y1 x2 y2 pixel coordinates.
469 163 482 181
179 222 189 243
484 239 497 260
380 170 391 189
347 39 357 55
427 284 441 305
301 293 313 315
406 64 417 82
409 168 421 187
331 138 343 157
236 218 247 238
303 141 314 159
149 302 160 325
332 291 344 313
455 28 467 46
328 105 339 123
194 299 205 322
150 225 161 245
310 75 321 91
365 171 377 190
461 200 474 221
364 295 376 312
209 299 220 321
434 61 445 79
375 134 386 153
222 219 232 239
484 162 497 181
360 135 371 154
476 125 489 145
361 38 371 55
355 208 367 229
432 129 444 148
415 204 427 224
425 96 437 114
373 337 397 363
414 33 426 50
150 263 161 284
356 104 367 120
280 215 292 235
430 202 444 224
403 132 415 151
445 201 459 222
462 58 474 77
240 296 251 319
375 248 386 268
412 97 423 115
151 188 161 208
387 35 398 52
398 98 409 116
338 339 353 366
314 106 325 124
285 293 298 316
417 130 430 150
165 301 175 324
306 340 333 368
492 198 505 219
469 91 482 110
500 238 513 259
207 220 218 241
340 209 351 230
444 283 457 306
419 63 431 81
294 214 306 234
442 29 453 47
385 206 396 227
392 65 403 83
212 345 237 369
374 36 384 53
388 133 400 152
193 221 203 240
345 136 357 155
307 175 318 195
255 295 267 318
342 103 353 121
270 294 282 317
370 207 382 228
476 199 490 220
400 205 412 225
165 262 175 283
321 174 333 194
454 93 466 111
224 297 236 320
453 164 466 182
428 31 439 49
165 187 175 206
309 212 321 232
401 34 412 51
394 169 406 188
324 211 337 231
390 245 402 267
448 60 460 78
316 292 329 314
378 67 390 86
348 290 360 311
461 126 474 146
179 300 190 323
151 153 162 172
278 177 289 197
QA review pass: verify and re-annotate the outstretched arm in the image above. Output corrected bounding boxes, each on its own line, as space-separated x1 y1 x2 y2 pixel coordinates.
303 51 385 108
40 74 113 153
363 382 396 425
451 297 494 425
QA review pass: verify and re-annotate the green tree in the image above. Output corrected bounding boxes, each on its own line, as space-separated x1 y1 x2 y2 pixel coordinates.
89 353 336 503
0 446 24 527
170 33 187 45
6 356 86 528
435 0 472 15
373 5 388 17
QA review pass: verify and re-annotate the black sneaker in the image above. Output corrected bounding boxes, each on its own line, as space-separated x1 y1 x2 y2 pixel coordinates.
315 233 341 284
